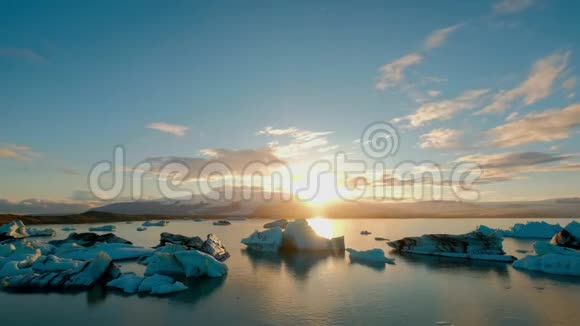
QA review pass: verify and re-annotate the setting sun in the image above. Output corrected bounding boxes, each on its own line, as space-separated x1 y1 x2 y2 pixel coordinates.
307 216 335 239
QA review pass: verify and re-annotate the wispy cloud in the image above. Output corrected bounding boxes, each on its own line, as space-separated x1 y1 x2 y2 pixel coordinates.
0 144 40 160
147 122 188 137
375 53 423 90
477 51 570 115
424 24 462 50
486 103 580 147
398 89 489 127
493 0 535 15
420 128 464 149
258 126 334 158
0 47 46 63
562 77 577 90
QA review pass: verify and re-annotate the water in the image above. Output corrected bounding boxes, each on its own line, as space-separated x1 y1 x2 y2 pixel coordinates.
1 218 579 326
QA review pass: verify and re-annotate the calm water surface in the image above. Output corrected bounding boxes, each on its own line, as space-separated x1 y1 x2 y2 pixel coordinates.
1 218 579 326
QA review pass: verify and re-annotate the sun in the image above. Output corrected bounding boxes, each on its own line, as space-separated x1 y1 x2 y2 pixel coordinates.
307 216 335 239
308 173 340 205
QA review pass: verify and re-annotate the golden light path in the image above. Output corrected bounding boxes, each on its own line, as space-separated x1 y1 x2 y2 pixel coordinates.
307 216 336 239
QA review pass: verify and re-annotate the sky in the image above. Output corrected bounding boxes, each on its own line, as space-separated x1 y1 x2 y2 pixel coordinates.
1 0 580 212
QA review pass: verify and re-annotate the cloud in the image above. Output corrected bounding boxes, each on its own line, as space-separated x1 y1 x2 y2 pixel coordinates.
147 122 188 137
562 77 577 90
455 151 580 184
0 198 91 215
427 90 441 97
400 89 489 127
505 112 519 121
478 51 570 114
258 126 334 158
375 53 423 90
457 151 571 170
420 128 464 149
424 24 462 50
0 47 46 62
0 144 40 160
485 104 580 147
493 0 535 15
146 147 285 178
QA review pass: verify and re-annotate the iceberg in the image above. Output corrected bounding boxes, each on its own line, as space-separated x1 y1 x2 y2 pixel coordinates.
474 225 499 236
2 252 119 290
174 250 228 278
263 219 288 229
137 227 147 232
107 272 144 294
155 232 203 250
387 231 516 262
54 243 154 261
550 221 580 249
49 232 132 247
513 253 580 277
26 228 56 237
0 220 28 240
138 274 187 294
502 221 562 239
360 230 372 235
143 252 184 276
88 225 117 232
374 237 389 241
281 219 345 252
241 227 283 252
61 227 76 231
213 220 231 226
142 221 169 227
200 234 230 261
346 248 395 264
0 261 34 278
31 255 83 272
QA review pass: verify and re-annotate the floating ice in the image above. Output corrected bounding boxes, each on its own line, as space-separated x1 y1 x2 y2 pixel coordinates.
174 250 228 278
241 227 283 252
142 221 169 227
138 274 187 294
502 221 562 239
107 272 144 293
137 227 147 232
387 231 516 262
281 219 345 252
27 228 56 237
346 248 395 264
88 225 117 232
54 243 154 261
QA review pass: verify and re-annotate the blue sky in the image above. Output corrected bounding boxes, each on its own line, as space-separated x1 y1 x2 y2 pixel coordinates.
1 0 580 210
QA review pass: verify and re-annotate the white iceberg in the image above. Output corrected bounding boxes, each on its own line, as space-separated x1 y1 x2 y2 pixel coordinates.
54 243 154 261
346 248 395 264
107 272 144 293
241 227 283 252
281 219 345 252
88 225 117 232
142 221 169 227
174 250 228 278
